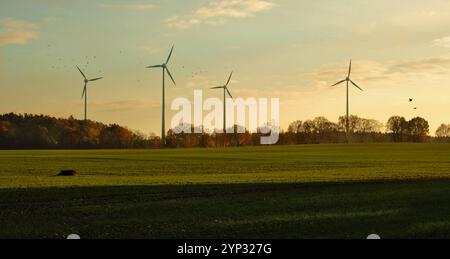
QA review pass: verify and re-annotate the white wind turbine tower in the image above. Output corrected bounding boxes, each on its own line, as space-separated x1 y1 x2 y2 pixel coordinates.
146 45 176 145
330 60 363 139
77 66 103 121
211 72 234 133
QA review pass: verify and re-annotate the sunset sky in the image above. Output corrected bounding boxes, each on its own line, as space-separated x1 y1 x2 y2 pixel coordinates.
1 0 450 135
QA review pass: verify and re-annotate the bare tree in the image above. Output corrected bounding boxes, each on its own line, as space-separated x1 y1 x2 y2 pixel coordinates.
436 124 450 138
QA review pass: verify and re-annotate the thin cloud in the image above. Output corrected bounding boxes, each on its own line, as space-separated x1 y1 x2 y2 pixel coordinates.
182 74 240 91
0 18 38 47
165 0 278 29
392 56 450 73
432 36 450 48
142 46 161 54
181 75 216 90
91 99 160 113
42 17 59 25
311 55 450 89
99 3 156 11
314 61 389 87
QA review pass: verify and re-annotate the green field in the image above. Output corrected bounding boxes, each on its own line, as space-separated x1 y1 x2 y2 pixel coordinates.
1 143 450 239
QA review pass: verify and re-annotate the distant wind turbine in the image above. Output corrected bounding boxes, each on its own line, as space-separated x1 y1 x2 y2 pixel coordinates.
330 60 363 137
146 45 176 145
77 66 103 121
211 72 234 133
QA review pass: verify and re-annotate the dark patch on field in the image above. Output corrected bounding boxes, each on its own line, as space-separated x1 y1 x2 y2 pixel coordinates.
57 170 79 176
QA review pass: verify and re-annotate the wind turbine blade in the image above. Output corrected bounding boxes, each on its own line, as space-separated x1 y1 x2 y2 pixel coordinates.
81 85 86 99
77 66 87 80
166 45 174 64
89 77 103 82
348 60 352 77
226 87 233 99
226 71 233 86
350 80 363 91
146 65 162 68
166 68 176 85
331 80 346 87
211 86 225 89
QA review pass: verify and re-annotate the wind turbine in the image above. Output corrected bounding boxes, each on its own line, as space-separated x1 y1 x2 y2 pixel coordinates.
146 45 176 145
211 72 234 133
330 60 363 137
77 66 103 121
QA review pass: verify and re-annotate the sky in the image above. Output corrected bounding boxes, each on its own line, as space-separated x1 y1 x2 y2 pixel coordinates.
1 0 450 136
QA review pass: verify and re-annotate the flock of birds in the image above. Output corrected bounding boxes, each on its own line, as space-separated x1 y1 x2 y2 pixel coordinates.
410 98 418 110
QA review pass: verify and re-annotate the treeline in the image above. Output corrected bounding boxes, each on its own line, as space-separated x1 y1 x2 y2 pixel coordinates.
0 113 161 149
282 115 432 144
1 113 449 149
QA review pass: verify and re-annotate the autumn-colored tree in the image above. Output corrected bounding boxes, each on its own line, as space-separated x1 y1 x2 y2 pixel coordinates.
0 113 439 149
0 113 156 149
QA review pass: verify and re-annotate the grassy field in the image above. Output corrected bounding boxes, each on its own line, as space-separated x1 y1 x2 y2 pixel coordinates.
1 143 450 239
